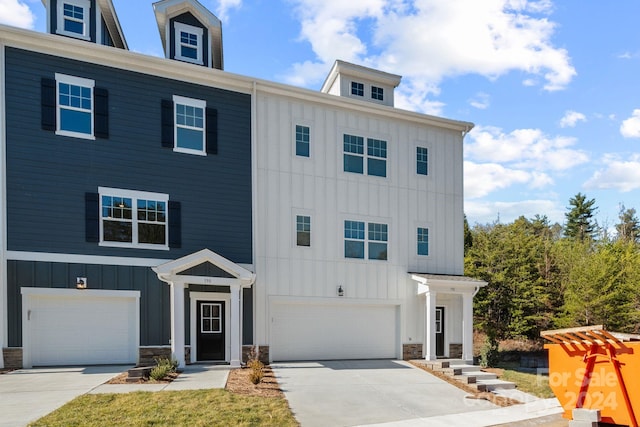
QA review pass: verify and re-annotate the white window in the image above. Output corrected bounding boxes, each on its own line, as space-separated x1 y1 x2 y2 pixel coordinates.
55 73 95 140
174 22 204 65
99 187 169 250
57 0 91 40
173 95 206 155
296 215 311 247
344 220 388 260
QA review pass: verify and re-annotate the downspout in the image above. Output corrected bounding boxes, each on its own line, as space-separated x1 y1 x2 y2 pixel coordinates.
250 80 258 363
0 41 6 369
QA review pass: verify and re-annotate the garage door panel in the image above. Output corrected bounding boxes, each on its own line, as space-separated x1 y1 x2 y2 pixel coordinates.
271 303 397 361
26 291 139 366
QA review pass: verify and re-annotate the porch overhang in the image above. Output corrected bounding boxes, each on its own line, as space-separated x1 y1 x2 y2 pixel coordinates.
152 249 255 368
410 273 486 362
410 273 486 295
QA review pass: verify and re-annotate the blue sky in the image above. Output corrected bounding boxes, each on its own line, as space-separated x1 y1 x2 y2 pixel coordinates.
3 0 640 230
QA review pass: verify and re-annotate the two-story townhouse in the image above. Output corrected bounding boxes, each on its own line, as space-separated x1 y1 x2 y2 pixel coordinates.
0 0 485 370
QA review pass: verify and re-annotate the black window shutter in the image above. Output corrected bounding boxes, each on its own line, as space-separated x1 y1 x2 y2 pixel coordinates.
41 78 56 131
206 107 218 154
161 99 174 148
94 87 109 138
168 201 181 248
85 192 100 243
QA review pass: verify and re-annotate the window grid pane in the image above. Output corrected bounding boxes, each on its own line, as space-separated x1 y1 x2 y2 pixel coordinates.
296 215 311 247
351 82 364 96
175 101 205 151
417 227 429 256
368 223 388 242
296 125 310 157
101 193 167 247
371 86 384 100
417 147 428 175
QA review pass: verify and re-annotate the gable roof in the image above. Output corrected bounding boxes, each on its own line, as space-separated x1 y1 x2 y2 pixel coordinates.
152 0 224 69
152 249 255 285
41 0 128 49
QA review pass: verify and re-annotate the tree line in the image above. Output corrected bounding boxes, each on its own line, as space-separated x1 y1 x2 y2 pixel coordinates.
465 192 640 343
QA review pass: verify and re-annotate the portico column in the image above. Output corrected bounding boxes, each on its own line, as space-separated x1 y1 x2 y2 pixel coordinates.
170 281 186 368
229 284 241 367
424 289 437 361
462 292 474 363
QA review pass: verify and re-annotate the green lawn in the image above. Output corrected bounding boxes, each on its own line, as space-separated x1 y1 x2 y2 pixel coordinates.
31 389 298 427
496 363 555 398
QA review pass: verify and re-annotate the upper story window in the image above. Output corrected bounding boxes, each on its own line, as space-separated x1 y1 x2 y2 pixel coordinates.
296 215 311 246
55 73 94 139
343 134 387 177
344 220 388 260
417 146 428 175
371 86 384 101
99 187 169 250
417 227 429 256
351 82 364 97
57 0 90 40
296 125 310 157
173 95 206 155
174 22 204 65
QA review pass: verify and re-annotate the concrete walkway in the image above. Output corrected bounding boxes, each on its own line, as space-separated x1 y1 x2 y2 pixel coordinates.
272 360 564 427
0 364 230 427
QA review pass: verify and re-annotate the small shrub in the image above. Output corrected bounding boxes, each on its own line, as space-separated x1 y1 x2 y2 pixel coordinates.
150 364 170 381
246 347 264 385
479 335 499 368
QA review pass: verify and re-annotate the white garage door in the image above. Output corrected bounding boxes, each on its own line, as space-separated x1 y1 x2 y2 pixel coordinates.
270 303 398 361
22 288 139 367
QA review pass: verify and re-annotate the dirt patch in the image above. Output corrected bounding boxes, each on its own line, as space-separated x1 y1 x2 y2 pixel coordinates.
409 361 521 407
105 370 179 384
0 369 14 375
225 365 284 398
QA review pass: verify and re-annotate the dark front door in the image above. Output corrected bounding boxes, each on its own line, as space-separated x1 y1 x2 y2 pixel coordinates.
196 301 225 361
435 306 445 357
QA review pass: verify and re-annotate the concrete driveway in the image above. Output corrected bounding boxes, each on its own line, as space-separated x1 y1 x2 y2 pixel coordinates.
272 359 497 427
0 365 130 427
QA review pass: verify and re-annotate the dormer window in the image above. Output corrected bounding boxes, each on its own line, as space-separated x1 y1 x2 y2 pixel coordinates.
174 22 203 65
351 82 364 97
57 0 90 40
372 86 384 101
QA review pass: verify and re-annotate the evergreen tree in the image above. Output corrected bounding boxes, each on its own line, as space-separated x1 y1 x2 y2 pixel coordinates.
463 214 473 254
616 205 640 243
564 193 597 241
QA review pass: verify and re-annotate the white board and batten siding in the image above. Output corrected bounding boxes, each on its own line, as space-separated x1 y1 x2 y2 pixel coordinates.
254 90 467 360
21 288 140 368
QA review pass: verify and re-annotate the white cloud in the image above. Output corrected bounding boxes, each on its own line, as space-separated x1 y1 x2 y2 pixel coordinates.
466 126 589 171
559 110 586 128
285 0 576 110
464 161 538 199
0 0 35 29
213 0 242 22
584 154 640 192
469 92 490 110
620 109 640 138
465 198 565 225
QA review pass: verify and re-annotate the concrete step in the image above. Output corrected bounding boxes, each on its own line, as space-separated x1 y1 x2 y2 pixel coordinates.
460 371 498 380
476 379 517 392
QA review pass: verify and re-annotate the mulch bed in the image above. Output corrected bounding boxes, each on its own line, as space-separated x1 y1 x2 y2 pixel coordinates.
225 365 284 398
409 361 521 407
103 365 284 398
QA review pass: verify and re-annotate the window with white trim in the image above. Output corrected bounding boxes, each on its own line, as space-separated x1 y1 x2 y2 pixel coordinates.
351 81 364 96
174 22 204 65
295 125 310 157
173 95 206 155
417 146 428 175
417 227 429 256
55 73 94 139
296 215 311 246
371 86 384 101
343 134 387 177
57 0 91 40
344 220 388 260
99 187 169 249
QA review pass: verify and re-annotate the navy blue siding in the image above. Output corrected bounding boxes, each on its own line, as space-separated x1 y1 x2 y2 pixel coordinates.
169 12 209 66
5 47 252 263
7 260 171 347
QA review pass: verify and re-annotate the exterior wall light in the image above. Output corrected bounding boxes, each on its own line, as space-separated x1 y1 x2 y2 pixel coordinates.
76 277 87 289
337 285 344 297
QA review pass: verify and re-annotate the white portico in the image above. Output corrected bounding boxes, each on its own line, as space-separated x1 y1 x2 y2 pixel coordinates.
153 249 255 368
411 274 486 363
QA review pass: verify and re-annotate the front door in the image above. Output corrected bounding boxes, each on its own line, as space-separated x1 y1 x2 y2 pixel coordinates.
435 306 445 357
196 301 225 361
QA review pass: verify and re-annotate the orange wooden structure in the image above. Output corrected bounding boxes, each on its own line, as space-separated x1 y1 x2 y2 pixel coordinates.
542 325 640 426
